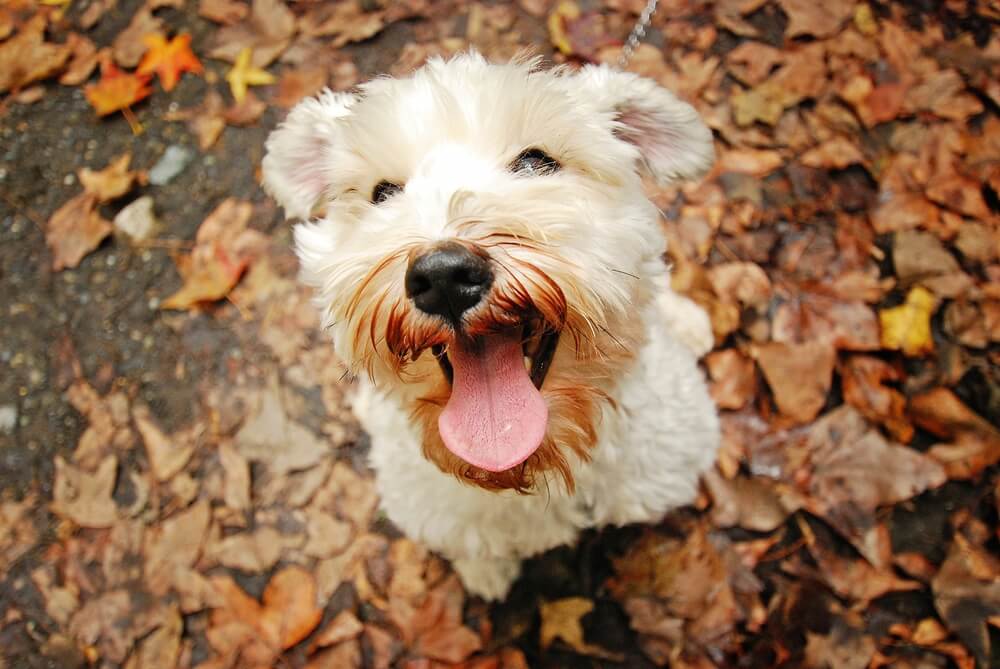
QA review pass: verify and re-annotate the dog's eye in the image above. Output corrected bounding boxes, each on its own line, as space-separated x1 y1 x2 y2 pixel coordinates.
372 180 403 204
509 148 560 176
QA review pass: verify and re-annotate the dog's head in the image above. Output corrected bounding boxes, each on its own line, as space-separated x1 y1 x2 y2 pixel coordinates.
263 53 713 492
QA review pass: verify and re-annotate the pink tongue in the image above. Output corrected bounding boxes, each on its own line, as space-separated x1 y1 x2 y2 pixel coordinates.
438 332 548 472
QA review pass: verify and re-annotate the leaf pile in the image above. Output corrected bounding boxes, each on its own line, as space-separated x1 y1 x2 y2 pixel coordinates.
2 1 999 668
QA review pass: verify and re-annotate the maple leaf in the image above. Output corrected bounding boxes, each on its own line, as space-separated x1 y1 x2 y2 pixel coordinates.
137 32 203 91
84 58 152 132
879 286 936 356
225 46 275 103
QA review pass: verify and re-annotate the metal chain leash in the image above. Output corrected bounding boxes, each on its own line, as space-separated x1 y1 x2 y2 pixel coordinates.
618 0 660 68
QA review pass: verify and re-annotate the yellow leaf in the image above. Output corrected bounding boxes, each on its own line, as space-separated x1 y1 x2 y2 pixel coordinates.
547 1 580 56
538 597 621 660
880 286 936 356
225 47 275 104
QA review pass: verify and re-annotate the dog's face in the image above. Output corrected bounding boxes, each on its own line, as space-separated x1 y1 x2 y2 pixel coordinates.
263 54 713 492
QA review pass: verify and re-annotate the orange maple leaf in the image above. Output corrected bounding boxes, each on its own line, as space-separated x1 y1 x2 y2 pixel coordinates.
84 59 152 117
137 33 203 92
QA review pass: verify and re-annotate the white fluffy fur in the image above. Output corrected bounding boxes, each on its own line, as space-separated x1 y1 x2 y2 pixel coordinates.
263 53 720 600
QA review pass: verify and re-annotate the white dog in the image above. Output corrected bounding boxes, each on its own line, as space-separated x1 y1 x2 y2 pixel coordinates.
262 53 720 600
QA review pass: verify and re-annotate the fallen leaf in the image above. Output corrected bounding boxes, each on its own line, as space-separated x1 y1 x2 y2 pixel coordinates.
717 148 785 176
910 387 1000 479
137 32 202 91
0 495 38 572
704 471 794 532
84 58 152 117
803 617 876 669
51 455 118 528
726 41 784 86
795 515 920 604
0 14 72 93
112 8 163 68
705 349 757 410
297 1 388 48
260 565 324 649
128 605 182 669
59 33 100 86
161 198 266 309
879 286 936 356
208 0 295 67
45 193 113 271
839 355 913 442
778 0 856 38
199 0 249 25
218 441 251 510
731 43 826 126
77 152 140 202
273 64 328 108
225 46 276 104
539 597 597 652
753 339 836 423
707 262 772 308
132 405 195 482
163 88 227 150
801 406 947 560
144 500 211 596
932 533 1000 667
800 136 865 169
312 610 364 649
234 378 330 475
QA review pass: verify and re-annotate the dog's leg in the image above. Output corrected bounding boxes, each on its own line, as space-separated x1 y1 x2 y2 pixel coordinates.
451 556 522 601
657 289 714 358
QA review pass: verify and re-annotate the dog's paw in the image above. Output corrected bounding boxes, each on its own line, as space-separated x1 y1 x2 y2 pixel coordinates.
658 290 715 358
452 557 521 601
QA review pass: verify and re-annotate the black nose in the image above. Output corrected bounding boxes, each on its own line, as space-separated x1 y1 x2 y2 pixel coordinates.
405 242 493 321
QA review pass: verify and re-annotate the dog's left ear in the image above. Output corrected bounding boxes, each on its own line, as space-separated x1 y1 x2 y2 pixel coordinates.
575 65 714 184
262 90 357 220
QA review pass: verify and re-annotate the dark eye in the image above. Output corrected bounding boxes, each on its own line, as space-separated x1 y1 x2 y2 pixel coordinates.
509 148 560 176
372 180 403 204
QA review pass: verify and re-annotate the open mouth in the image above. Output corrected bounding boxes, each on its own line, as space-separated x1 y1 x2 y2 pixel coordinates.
430 324 559 473
431 325 559 390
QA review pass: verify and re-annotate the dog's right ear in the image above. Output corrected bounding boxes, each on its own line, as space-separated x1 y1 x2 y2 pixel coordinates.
262 90 356 220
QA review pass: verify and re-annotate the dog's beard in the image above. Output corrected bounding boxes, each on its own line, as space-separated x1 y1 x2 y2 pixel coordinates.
336 234 636 493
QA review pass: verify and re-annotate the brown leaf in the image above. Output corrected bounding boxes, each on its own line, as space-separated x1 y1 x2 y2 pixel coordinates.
1 495 38 573
800 136 865 169
133 405 194 482
408 575 483 663
129 604 182 669
726 41 783 86
51 455 118 528
932 533 1000 667
234 377 330 475
208 0 296 67
59 34 100 86
45 193 113 271
273 65 328 108
0 14 72 93
164 89 227 150
199 0 249 25
298 1 387 48
796 516 921 604
839 355 913 442
925 174 993 219
778 0 856 38
218 441 251 510
210 525 299 572
707 262 772 308
539 597 600 654
312 610 364 649
78 153 140 203
704 471 795 532
731 43 826 126
717 149 784 176
803 617 876 669
911 387 1000 479
753 340 836 423
772 293 880 351
260 565 324 649
802 407 947 556
112 8 163 68
305 639 363 669
705 349 757 411
143 500 211 596
161 198 266 310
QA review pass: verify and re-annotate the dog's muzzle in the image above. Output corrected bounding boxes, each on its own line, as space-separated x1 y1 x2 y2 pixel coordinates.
405 241 493 324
